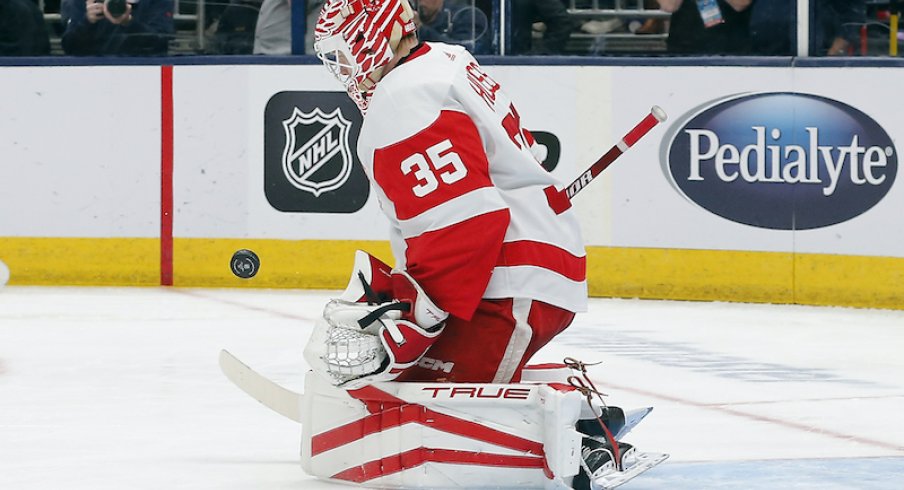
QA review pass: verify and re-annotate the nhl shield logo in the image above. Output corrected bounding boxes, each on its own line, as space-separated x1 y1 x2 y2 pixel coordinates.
281 107 353 197
265 91 367 213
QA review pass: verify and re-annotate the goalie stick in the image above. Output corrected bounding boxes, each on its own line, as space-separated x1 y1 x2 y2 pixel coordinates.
219 349 303 423
558 106 668 201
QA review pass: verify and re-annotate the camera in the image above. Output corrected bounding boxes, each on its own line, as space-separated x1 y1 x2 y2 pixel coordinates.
105 0 128 17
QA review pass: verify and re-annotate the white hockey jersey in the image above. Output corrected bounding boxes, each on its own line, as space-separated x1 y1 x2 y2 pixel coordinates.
357 42 588 320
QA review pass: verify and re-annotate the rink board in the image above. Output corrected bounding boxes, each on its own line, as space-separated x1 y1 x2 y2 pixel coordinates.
1 63 902 309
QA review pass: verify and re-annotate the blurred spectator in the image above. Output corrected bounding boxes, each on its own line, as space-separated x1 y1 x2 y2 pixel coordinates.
635 0 666 34
304 1 326 54
748 0 791 54
253 0 291 54
749 0 866 56
657 0 752 54
575 0 622 35
0 0 51 56
210 0 262 54
61 0 174 56
510 0 574 54
414 0 490 54
817 0 866 55
581 17 624 36
253 0 325 55
574 0 664 36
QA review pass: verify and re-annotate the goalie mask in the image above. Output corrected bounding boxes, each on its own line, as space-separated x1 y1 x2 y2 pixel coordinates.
314 0 417 113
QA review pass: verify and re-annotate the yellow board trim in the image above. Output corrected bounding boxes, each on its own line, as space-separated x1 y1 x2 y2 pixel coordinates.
0 237 159 286
586 247 795 304
172 238 393 289
795 253 904 310
2 237 903 311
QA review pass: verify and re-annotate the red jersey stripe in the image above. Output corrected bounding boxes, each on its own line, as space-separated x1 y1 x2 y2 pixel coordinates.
497 241 586 282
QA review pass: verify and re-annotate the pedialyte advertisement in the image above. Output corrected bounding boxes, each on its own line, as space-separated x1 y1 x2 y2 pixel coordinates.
663 92 897 230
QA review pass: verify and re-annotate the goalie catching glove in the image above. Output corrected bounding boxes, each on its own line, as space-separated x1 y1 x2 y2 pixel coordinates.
304 251 448 390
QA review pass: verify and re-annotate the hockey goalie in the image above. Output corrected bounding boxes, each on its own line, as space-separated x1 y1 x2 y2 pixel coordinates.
224 0 667 488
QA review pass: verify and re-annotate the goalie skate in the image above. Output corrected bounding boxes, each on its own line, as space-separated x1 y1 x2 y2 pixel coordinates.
617 407 653 439
582 439 669 490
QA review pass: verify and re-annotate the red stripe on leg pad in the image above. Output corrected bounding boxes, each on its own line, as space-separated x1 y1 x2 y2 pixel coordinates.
313 387 545 456
331 447 548 483
312 385 551 481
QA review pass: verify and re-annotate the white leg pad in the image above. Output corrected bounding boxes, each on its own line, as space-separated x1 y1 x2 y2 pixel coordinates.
300 372 584 489
521 364 607 420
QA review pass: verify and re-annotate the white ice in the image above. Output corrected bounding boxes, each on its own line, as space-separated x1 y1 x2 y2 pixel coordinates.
1 287 902 489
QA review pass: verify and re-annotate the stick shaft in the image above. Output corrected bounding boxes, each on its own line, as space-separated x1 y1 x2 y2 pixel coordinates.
565 107 665 199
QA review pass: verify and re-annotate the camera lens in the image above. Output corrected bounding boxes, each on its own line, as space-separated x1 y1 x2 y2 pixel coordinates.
106 0 128 17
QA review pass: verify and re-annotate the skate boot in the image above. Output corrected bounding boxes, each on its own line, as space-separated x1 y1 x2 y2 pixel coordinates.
577 406 626 439
573 436 669 490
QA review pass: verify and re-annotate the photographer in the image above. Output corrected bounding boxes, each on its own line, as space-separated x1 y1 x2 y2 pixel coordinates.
61 0 175 56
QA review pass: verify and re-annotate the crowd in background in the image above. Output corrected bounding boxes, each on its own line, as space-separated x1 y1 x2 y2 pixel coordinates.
0 0 890 57
658 0 867 56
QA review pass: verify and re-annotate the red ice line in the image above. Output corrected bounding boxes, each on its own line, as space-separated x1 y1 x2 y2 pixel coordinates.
604 380 904 454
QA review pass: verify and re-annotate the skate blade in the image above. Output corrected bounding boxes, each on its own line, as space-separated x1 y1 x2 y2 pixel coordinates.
590 450 669 490
615 407 653 440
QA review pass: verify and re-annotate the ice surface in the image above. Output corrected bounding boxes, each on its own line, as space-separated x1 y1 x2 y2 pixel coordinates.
1 287 902 489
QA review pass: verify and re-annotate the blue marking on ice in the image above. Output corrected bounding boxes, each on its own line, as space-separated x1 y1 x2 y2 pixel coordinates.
625 457 904 489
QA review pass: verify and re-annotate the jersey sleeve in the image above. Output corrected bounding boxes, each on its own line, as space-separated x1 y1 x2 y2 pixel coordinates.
372 109 509 321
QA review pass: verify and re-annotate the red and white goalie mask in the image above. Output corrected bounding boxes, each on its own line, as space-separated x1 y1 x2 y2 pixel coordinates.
313 0 417 113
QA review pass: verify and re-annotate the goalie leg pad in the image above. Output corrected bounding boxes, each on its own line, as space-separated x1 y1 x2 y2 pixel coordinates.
300 373 585 489
521 364 634 436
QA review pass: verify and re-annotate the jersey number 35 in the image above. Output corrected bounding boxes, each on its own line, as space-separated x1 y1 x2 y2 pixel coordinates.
401 139 468 198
